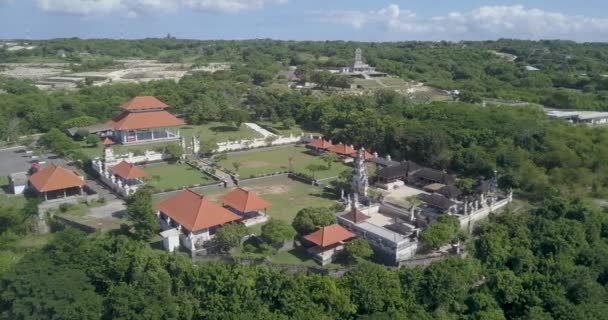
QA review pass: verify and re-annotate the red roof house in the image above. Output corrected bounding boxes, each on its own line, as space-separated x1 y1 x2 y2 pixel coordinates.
28 164 86 200
349 149 375 161
156 189 241 232
101 137 116 146
111 161 147 180
120 96 169 111
220 187 271 213
304 224 356 248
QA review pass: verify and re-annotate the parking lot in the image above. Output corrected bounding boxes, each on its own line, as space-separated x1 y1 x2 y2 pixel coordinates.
0 147 67 175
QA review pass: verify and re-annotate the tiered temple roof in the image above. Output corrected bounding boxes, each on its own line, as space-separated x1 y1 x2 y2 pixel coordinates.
107 96 184 131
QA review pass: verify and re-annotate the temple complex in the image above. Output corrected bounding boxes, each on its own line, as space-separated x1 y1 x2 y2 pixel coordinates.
107 96 184 145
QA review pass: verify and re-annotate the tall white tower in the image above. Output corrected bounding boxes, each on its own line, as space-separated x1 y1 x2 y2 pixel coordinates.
351 148 369 196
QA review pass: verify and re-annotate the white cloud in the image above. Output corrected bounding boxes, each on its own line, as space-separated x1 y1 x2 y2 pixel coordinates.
320 4 608 41
36 0 286 16
183 0 286 14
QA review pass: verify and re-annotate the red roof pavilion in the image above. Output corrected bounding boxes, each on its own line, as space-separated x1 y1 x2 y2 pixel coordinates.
220 187 272 213
156 189 241 232
304 224 355 248
328 143 356 156
120 96 168 111
111 161 147 180
28 164 85 193
308 138 334 150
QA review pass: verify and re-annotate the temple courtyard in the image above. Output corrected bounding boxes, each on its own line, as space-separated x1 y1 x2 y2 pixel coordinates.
215 146 351 179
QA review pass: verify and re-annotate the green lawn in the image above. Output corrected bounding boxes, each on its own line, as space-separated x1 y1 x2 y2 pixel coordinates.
217 146 351 179
354 79 383 89
179 122 261 143
0 176 27 209
142 163 217 191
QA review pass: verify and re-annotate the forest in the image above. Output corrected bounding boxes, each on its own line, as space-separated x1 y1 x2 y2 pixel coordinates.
1 198 607 319
2 39 608 319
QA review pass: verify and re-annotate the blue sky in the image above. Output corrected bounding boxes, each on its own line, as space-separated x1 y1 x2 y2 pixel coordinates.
1 1 608 41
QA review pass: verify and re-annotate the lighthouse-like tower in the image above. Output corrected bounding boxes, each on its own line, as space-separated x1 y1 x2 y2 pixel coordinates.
351 148 369 196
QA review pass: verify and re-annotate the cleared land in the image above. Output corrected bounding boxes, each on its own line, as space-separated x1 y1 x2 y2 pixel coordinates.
141 163 216 191
255 122 304 136
216 146 351 179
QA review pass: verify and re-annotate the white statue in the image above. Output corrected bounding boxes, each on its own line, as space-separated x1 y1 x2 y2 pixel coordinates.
351 148 369 197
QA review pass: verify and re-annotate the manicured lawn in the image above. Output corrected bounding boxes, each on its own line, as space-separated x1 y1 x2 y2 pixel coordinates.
354 79 383 89
76 140 180 159
216 146 351 179
178 122 261 143
141 163 217 191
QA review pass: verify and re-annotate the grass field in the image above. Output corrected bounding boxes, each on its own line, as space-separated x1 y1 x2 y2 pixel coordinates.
141 163 217 191
216 146 351 179
381 77 409 87
354 79 383 89
0 176 27 209
204 177 338 235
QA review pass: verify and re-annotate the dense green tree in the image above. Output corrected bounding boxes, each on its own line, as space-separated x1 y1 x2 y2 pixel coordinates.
341 262 404 315
344 238 374 262
260 219 296 245
420 215 460 249
292 207 336 235
125 189 157 240
213 223 247 252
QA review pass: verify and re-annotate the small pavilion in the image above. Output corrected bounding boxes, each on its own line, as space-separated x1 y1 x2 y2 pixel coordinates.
220 187 271 226
340 206 371 224
110 161 147 188
107 96 184 145
156 189 241 252
28 164 86 201
304 224 356 265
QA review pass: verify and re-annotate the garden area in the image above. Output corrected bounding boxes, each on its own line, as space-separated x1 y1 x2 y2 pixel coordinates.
141 163 217 192
215 146 351 179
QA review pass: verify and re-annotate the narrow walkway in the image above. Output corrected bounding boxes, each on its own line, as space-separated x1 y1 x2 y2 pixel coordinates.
244 122 276 138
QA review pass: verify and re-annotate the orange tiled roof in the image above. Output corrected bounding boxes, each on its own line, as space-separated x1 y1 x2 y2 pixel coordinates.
107 110 184 131
349 149 375 160
28 164 85 192
341 208 370 224
308 139 334 150
156 189 241 232
328 143 356 155
304 224 355 248
111 161 147 180
121 96 168 111
101 137 116 145
220 187 271 213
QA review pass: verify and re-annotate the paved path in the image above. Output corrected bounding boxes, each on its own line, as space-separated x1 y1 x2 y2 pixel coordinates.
88 200 127 219
244 122 276 138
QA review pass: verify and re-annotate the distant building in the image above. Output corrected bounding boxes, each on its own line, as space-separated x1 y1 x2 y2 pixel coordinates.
106 96 184 144
546 110 608 126
339 48 387 78
303 224 356 265
220 188 271 227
